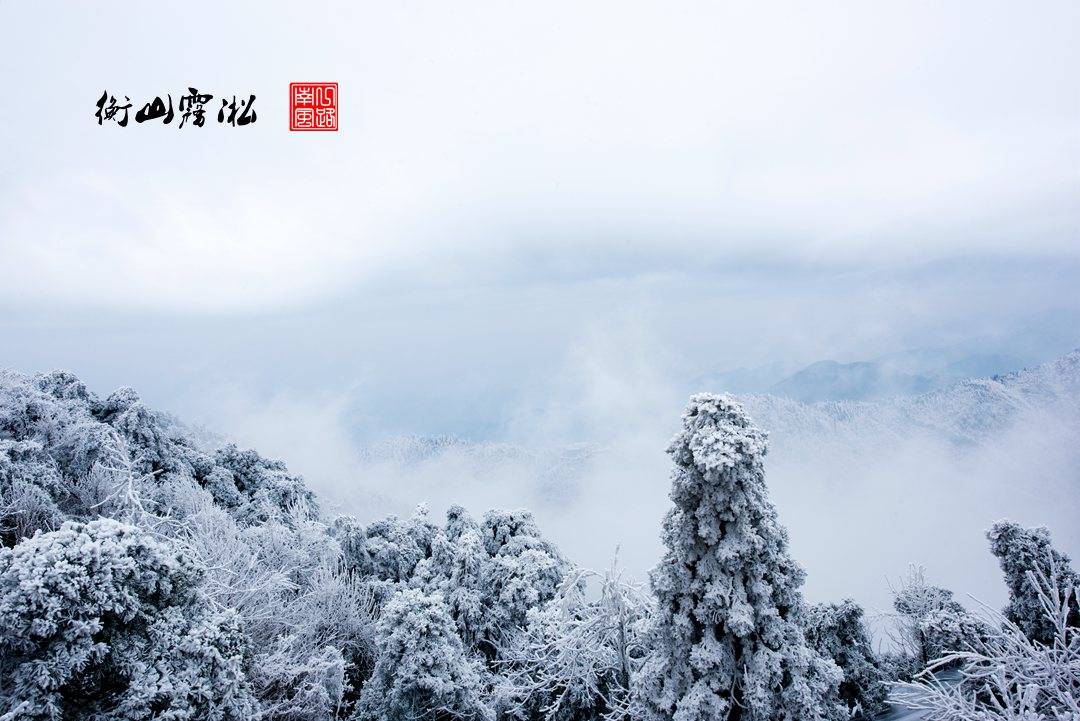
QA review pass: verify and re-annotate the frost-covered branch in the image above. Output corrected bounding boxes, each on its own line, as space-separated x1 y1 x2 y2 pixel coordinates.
497 556 649 721
894 563 1080 719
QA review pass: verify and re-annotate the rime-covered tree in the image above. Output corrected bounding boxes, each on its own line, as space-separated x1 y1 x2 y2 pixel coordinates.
477 509 570 659
0 369 319 534
413 505 489 647
249 564 378 721
635 394 844 721
209 444 320 527
353 588 491 721
987 520 1080 645
0 518 255 721
372 505 571 663
804 600 889 719
253 642 350 721
333 507 439 605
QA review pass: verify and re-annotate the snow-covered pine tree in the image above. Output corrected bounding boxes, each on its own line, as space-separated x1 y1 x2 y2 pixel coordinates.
410 505 572 664
804 600 889 719
635 393 844 721
353 588 491 721
333 506 439 605
987 520 1080 645
413 505 489 648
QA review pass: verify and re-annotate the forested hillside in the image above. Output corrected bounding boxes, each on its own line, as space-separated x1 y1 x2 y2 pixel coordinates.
1 369 1076 720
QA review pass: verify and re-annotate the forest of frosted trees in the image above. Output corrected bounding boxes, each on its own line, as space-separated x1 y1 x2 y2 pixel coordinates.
1 369 1077 720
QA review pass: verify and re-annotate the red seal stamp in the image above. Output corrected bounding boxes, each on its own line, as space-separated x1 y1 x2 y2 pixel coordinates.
290 82 338 131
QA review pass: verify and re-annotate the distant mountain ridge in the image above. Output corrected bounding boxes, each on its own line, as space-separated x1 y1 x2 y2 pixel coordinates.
699 336 1074 402
767 359 937 402
763 350 1029 403
741 349 1080 448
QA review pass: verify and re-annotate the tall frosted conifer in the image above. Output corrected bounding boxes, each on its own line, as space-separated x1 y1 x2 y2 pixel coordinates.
637 394 844 721
987 520 1080 645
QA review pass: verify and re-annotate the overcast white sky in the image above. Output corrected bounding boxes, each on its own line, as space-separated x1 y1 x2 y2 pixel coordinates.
3 0 1079 427
1 0 1078 312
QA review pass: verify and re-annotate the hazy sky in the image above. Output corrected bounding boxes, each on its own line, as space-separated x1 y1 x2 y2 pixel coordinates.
2 0 1078 404
2 0 1078 311
2 0 1079 614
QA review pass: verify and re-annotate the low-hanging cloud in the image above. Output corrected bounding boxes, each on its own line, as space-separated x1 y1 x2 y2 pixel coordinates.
186 319 1080 646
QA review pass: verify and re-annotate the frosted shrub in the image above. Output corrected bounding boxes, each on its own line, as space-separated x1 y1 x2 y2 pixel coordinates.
339 503 570 669
333 509 437 604
0 441 64 544
888 565 991 668
499 559 649 721
0 518 255 720
253 641 350 721
210 444 320 527
251 566 379 717
919 605 995 663
634 394 844 721
113 607 256 721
